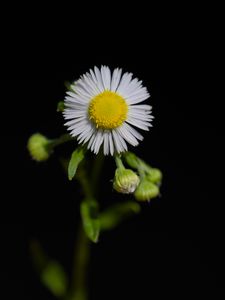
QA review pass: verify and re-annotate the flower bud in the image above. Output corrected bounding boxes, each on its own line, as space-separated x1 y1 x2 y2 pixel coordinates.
146 168 162 184
27 133 50 161
113 168 140 194
134 179 159 201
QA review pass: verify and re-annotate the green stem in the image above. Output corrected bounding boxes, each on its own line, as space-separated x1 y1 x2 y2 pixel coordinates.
49 134 74 150
115 155 125 169
77 168 93 200
70 224 90 300
70 156 103 300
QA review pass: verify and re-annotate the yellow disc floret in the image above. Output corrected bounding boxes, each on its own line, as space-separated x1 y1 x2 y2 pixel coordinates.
88 91 128 129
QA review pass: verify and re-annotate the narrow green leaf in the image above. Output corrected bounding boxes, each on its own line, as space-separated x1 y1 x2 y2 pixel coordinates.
30 240 68 298
41 261 68 297
80 200 100 243
68 147 85 180
100 201 141 231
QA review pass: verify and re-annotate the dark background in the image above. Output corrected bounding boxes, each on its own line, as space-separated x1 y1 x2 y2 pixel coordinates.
1 8 224 299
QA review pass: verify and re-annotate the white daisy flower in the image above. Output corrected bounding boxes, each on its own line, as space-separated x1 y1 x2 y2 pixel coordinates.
63 66 153 155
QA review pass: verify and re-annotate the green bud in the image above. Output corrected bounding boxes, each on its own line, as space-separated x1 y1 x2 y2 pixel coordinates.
134 179 159 201
113 168 140 194
146 168 162 184
27 133 50 162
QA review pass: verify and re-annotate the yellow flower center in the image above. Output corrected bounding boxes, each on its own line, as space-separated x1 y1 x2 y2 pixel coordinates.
88 91 128 129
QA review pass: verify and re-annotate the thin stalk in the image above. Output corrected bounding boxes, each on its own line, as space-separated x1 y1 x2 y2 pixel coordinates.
70 224 90 300
50 134 74 148
69 155 103 300
115 155 125 169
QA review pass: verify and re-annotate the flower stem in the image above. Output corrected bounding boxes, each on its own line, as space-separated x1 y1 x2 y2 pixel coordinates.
69 155 103 300
50 134 74 148
115 155 125 169
70 224 90 300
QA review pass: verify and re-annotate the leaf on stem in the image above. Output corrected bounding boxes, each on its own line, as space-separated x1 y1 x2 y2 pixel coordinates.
100 201 141 231
68 147 85 180
80 200 100 243
41 261 68 297
30 240 68 298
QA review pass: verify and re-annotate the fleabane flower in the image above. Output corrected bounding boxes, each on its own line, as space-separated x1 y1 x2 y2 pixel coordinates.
63 66 153 155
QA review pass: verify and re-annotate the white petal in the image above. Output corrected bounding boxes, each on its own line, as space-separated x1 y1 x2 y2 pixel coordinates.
66 92 89 104
74 82 93 99
111 68 122 91
126 93 150 104
109 132 114 156
81 127 96 144
92 129 104 154
89 69 99 85
77 77 97 98
128 111 153 121
94 66 105 92
63 110 86 120
101 66 111 90
115 129 128 151
103 131 109 155
87 131 98 150
126 86 148 98
117 123 139 146
64 116 87 127
64 97 87 108
83 73 101 95
121 78 143 96
122 124 143 141
77 78 94 97
66 90 89 103
69 120 90 136
77 123 95 143
64 110 87 119
126 118 151 130
112 130 123 153
116 72 133 94
129 104 152 111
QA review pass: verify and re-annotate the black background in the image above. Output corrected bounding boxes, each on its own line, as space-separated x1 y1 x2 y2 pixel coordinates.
1 7 224 299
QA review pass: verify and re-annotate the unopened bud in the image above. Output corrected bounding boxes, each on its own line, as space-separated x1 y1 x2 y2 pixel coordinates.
146 168 162 184
134 179 159 201
27 133 50 162
113 168 140 194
